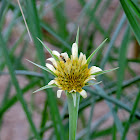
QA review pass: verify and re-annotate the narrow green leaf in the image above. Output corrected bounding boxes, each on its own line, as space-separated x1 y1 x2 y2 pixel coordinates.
127 0 140 19
37 37 52 54
94 85 124 137
116 27 130 99
121 90 140 140
0 79 40 117
120 0 140 44
33 84 57 93
92 67 119 76
87 38 108 64
76 27 79 46
37 37 59 61
25 0 66 139
0 32 41 140
26 59 57 76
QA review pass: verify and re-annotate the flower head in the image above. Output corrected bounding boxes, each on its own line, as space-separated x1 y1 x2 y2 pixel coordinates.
27 32 118 102
46 43 102 98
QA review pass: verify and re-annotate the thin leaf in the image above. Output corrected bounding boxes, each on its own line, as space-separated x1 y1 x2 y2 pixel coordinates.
100 14 126 69
0 79 40 117
122 90 140 140
25 1 66 139
92 67 119 76
0 32 41 140
127 0 140 19
33 84 57 93
87 38 108 64
120 0 140 44
116 27 130 99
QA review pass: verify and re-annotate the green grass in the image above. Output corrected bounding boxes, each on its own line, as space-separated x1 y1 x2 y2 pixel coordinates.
0 0 140 139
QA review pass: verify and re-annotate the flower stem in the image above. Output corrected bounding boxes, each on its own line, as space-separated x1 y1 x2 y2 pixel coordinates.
67 92 80 140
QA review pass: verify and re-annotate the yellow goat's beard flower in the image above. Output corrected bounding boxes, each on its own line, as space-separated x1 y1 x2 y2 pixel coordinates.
28 37 117 101
46 43 102 98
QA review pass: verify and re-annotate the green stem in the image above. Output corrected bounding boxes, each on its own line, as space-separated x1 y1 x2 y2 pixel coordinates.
67 92 80 140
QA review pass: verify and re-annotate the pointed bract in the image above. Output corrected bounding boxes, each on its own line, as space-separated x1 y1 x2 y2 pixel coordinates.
85 81 102 86
76 27 79 46
37 38 59 61
48 80 55 85
26 59 56 76
90 66 102 75
87 38 108 64
92 67 119 76
33 84 57 93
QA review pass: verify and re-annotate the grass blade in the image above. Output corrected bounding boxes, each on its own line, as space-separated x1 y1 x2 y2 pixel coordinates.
120 0 140 44
100 14 126 69
0 79 40 117
116 27 130 99
25 0 66 139
127 0 140 19
94 85 124 137
121 90 140 140
0 32 41 140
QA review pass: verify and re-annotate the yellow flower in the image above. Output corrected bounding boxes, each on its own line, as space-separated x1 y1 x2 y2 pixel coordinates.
46 42 102 98
27 35 118 101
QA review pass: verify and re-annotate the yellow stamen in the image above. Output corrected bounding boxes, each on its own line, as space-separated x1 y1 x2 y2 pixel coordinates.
54 58 90 93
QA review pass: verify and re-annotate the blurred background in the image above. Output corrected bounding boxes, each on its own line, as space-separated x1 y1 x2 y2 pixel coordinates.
0 0 140 140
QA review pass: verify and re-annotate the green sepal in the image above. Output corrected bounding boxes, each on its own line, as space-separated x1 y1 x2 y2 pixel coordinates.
37 37 59 61
87 38 108 64
91 67 119 76
85 81 102 86
26 59 57 77
33 84 57 93
76 27 79 46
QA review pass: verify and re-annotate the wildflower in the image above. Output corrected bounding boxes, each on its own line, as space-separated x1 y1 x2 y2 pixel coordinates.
45 43 102 99
27 34 118 104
